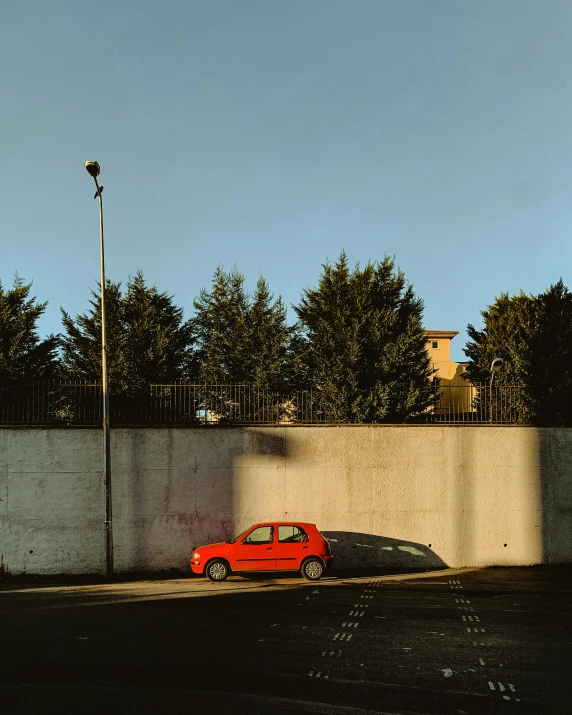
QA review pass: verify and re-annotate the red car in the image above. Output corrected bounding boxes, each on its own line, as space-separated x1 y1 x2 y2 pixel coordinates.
190 522 333 582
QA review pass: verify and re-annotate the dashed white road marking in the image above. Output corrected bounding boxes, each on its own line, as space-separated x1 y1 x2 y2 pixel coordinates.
308 671 328 679
487 680 518 698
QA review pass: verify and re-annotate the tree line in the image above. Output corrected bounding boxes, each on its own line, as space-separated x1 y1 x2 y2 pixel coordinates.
1 253 572 425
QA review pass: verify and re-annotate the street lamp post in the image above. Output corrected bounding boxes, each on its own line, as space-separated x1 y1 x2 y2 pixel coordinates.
489 357 504 423
85 160 113 580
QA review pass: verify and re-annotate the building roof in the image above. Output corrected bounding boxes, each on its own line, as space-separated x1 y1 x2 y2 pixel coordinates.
424 330 459 340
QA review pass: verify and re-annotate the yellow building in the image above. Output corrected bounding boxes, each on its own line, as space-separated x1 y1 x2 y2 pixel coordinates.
425 330 460 381
425 330 474 414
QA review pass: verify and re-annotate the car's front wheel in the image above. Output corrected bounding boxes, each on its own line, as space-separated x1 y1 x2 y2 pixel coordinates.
301 558 324 581
205 559 230 582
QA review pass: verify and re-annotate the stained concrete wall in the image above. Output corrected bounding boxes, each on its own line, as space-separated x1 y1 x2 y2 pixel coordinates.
1 427 571 575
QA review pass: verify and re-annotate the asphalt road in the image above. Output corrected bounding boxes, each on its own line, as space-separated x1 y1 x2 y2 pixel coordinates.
1 567 571 714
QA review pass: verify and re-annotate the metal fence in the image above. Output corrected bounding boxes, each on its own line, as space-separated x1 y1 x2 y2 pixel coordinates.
0 382 103 425
0 381 527 426
429 384 527 424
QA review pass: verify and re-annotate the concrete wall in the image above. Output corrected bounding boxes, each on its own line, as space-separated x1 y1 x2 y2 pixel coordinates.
1 426 571 575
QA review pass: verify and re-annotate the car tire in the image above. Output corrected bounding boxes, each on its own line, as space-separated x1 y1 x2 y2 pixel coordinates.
301 558 324 581
205 559 230 582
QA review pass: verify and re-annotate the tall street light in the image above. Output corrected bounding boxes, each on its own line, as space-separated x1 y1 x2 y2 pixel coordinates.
85 160 113 580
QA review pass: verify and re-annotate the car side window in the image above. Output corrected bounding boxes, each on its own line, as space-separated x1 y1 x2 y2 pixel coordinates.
242 526 274 544
278 525 309 543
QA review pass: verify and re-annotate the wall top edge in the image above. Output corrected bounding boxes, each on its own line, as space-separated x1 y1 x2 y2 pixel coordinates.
0 424 568 431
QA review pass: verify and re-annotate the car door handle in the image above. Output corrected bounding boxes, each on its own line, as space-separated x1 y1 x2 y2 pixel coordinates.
266 547 273 551
302 546 309 549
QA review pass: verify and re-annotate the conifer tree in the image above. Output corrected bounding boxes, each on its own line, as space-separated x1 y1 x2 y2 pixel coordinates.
0 275 59 390
192 267 293 391
465 279 572 425
60 271 194 394
294 252 435 422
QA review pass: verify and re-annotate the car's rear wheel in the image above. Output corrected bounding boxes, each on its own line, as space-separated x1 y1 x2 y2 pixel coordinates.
206 559 230 582
301 558 324 581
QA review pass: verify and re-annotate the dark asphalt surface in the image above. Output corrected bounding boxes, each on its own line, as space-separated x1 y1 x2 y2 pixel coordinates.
1 567 571 714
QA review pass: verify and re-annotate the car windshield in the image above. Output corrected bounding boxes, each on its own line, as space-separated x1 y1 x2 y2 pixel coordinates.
227 528 251 544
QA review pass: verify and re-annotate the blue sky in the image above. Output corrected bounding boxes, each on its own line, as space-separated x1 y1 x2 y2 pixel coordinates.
2 0 571 362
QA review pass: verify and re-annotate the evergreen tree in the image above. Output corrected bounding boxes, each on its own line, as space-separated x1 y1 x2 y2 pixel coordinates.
249 276 295 389
465 279 572 425
60 271 194 394
0 275 59 390
294 252 436 422
192 267 293 390
464 292 533 385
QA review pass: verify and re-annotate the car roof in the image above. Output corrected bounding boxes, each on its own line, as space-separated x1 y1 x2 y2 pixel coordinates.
253 521 316 528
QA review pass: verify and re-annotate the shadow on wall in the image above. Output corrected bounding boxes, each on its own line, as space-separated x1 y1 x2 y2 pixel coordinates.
121 428 289 573
321 531 448 573
539 429 572 566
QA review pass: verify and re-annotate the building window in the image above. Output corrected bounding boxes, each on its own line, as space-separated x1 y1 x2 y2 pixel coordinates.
431 340 439 349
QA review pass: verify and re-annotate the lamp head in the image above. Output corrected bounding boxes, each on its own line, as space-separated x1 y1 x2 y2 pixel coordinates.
84 161 101 178
491 357 504 372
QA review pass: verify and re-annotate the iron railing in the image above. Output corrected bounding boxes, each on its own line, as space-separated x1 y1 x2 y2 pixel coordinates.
428 384 527 424
0 381 102 425
0 382 527 426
